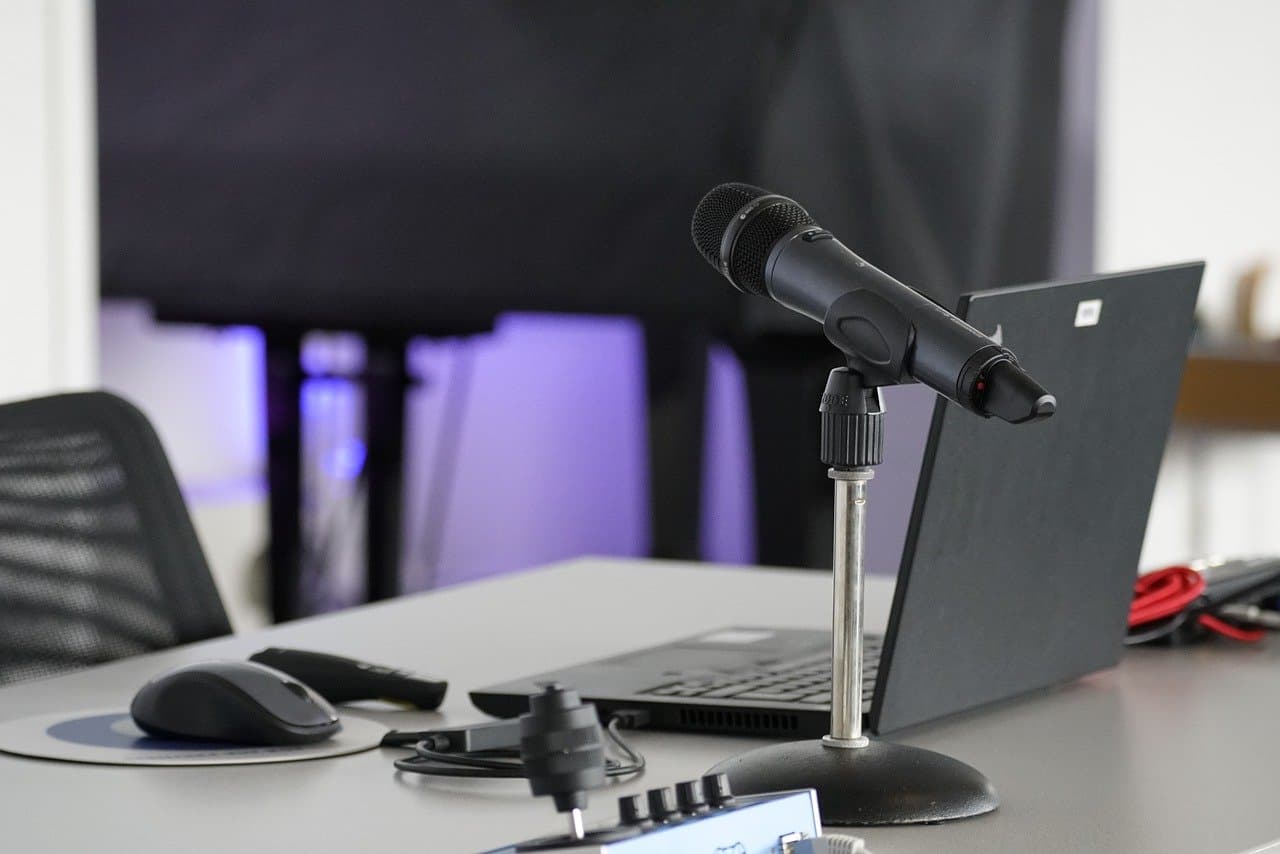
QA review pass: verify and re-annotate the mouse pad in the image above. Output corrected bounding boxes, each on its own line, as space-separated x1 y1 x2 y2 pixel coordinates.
0 709 385 766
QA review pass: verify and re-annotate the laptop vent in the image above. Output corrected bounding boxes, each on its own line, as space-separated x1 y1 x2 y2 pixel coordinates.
673 707 801 736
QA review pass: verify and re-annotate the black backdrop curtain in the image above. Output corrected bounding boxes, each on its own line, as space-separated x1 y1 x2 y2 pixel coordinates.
98 0 1075 570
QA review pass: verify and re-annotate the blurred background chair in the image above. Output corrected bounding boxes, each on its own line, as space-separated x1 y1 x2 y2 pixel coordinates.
0 392 229 686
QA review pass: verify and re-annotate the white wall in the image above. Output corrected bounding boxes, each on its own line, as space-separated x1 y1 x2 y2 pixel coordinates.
0 0 98 400
1099 0 1280 332
1099 0 1280 565
99 303 269 628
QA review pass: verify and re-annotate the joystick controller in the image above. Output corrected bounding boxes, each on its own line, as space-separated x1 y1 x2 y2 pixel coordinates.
521 683 605 841
507 684 639 850
484 688 855 853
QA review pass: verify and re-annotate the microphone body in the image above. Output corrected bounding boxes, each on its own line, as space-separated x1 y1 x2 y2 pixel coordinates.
692 184 1054 424
767 228 1006 413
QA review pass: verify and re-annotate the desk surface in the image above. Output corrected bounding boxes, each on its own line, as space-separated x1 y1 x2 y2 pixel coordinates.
2 557 1277 854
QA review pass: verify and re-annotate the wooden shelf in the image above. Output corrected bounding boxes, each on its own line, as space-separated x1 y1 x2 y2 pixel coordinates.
1175 347 1280 431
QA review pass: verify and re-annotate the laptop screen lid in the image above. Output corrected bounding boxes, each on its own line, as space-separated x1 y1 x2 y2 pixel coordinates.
870 263 1203 734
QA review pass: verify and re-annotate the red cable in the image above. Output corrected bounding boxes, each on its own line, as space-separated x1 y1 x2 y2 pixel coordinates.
1197 613 1267 643
1129 566 1203 626
1130 565 1266 643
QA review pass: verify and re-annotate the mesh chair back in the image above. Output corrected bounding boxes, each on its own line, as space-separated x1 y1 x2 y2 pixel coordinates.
0 392 230 685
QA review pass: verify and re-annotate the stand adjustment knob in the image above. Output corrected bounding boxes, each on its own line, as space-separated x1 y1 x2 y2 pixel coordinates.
617 794 650 827
646 787 678 823
674 780 708 815
701 773 735 807
819 368 885 468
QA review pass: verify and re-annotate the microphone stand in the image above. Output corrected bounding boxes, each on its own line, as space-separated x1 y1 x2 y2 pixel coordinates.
707 367 999 825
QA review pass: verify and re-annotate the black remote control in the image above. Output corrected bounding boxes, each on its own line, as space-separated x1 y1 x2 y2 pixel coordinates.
249 648 447 710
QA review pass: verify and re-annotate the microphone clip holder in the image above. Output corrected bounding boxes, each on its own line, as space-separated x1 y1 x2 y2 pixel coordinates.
821 290 914 389
708 366 1000 826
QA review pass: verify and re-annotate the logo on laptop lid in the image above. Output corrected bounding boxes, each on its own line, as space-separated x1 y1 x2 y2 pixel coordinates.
1075 299 1103 327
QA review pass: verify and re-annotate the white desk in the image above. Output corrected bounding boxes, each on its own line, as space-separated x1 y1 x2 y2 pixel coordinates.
2 557 1278 853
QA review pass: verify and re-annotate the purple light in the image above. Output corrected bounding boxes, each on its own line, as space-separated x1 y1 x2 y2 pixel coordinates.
324 439 367 481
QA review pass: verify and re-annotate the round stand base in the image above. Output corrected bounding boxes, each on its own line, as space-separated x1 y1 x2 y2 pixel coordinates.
707 738 998 826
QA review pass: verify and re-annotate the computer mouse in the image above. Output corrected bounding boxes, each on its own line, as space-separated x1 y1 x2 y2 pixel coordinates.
130 660 342 746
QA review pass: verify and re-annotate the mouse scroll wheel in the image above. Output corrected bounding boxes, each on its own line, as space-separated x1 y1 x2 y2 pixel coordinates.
283 681 311 700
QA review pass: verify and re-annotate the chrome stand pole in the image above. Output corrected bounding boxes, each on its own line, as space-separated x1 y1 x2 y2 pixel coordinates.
823 467 873 749
705 369 998 824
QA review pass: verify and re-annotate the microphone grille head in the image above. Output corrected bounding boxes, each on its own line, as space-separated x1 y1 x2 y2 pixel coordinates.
691 183 767 269
691 183 815 296
729 197 814 296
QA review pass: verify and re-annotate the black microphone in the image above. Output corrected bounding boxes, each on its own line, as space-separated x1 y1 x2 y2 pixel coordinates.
692 183 1055 424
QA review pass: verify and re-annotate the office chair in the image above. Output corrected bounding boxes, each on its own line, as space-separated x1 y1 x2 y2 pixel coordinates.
0 392 231 686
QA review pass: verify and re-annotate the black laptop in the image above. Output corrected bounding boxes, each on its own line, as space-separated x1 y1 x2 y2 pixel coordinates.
472 263 1204 736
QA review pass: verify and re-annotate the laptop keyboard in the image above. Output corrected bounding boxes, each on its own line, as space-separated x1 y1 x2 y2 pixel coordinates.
639 635 882 707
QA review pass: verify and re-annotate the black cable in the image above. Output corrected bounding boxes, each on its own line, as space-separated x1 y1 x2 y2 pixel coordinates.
604 716 645 776
390 712 647 781
394 744 527 778
1124 612 1188 646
